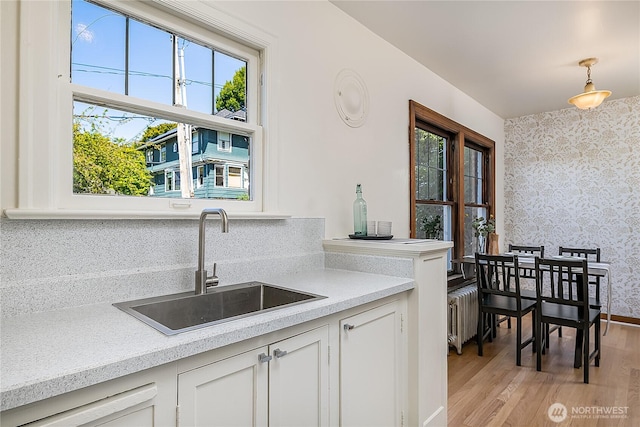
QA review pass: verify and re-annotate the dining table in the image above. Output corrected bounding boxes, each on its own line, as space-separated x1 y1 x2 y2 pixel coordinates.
454 253 613 335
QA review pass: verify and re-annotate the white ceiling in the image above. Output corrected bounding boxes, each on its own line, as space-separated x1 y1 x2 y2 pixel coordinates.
331 0 640 118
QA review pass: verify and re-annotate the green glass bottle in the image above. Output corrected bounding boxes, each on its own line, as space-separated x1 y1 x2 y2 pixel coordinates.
353 184 368 236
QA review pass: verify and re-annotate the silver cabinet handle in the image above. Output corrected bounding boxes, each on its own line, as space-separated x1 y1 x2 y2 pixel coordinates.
343 324 355 331
273 348 288 358
258 353 272 363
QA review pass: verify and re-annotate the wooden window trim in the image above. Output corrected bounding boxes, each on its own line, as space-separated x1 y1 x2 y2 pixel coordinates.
409 100 495 266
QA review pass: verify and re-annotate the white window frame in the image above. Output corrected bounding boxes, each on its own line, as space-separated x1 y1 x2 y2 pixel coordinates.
160 146 167 163
5 0 280 219
214 164 226 187
196 165 204 188
217 131 232 152
165 169 180 192
165 170 173 192
227 165 244 189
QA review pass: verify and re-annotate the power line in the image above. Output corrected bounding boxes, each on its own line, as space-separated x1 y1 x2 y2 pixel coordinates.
75 114 154 120
72 62 227 89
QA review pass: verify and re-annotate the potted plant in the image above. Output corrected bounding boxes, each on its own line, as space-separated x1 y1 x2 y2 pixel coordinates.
421 214 443 240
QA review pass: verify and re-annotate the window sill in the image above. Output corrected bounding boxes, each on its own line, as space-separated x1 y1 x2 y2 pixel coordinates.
447 273 475 289
2 208 291 220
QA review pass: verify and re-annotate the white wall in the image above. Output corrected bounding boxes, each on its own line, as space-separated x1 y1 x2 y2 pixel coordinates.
504 96 640 318
0 0 506 315
0 0 504 237
211 1 505 238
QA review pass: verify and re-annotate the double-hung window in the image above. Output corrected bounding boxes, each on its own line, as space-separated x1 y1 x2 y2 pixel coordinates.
165 170 180 192
8 0 270 218
409 101 495 281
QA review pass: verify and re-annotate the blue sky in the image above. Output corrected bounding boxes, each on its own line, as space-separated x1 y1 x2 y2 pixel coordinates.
71 0 245 142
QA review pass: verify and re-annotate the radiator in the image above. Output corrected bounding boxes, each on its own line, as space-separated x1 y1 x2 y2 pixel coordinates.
447 284 478 355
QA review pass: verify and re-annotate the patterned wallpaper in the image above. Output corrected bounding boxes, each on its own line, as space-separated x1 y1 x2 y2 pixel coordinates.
504 95 640 319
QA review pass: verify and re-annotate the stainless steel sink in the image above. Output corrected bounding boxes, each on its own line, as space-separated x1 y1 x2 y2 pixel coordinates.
113 281 326 335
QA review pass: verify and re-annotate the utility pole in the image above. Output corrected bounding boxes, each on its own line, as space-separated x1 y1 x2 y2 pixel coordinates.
174 37 194 198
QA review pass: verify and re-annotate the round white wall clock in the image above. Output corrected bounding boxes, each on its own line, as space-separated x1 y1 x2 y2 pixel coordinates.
334 69 369 128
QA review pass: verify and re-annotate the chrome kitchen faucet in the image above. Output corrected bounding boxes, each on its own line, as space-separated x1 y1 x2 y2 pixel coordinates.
195 208 229 294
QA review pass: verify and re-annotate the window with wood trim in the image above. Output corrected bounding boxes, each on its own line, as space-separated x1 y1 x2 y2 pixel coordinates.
409 100 495 279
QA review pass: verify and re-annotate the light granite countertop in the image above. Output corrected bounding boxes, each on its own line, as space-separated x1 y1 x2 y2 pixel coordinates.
0 268 413 411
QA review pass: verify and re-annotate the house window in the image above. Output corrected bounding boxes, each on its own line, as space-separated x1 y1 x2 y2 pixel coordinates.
6 0 271 218
192 139 199 154
165 170 180 192
160 147 166 163
175 171 181 191
409 101 495 279
146 149 153 164
215 165 225 187
165 170 174 192
228 166 243 188
413 125 452 245
463 145 491 255
213 164 245 188
196 166 205 188
69 0 254 204
217 132 232 152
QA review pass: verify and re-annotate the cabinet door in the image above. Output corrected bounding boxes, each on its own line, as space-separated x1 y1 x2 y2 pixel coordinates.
340 301 403 427
269 326 329 427
178 347 268 427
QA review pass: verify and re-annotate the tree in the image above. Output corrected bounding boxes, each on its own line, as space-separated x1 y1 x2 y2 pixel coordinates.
73 123 152 196
216 66 246 112
141 122 178 142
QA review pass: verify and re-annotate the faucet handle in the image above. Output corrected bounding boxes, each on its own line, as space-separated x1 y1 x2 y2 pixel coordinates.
205 263 219 288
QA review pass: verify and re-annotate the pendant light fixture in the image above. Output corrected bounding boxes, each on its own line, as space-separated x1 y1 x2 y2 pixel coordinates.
568 57 611 110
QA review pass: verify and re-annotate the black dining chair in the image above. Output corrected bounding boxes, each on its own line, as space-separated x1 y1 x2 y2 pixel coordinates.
534 257 601 383
558 246 602 309
508 244 545 281
498 245 544 330
505 244 563 345
475 253 536 366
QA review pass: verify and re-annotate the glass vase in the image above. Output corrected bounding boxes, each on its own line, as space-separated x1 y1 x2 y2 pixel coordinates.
476 235 486 254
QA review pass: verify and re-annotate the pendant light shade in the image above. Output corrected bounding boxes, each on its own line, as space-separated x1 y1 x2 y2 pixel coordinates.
568 58 611 110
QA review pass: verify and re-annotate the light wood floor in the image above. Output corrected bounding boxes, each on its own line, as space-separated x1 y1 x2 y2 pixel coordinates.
448 314 640 426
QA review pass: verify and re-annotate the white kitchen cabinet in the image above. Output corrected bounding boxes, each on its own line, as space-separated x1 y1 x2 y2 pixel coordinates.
2 293 413 427
177 325 329 427
19 385 159 427
323 239 451 426
269 326 329 427
0 365 176 427
177 346 268 427
339 300 405 427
